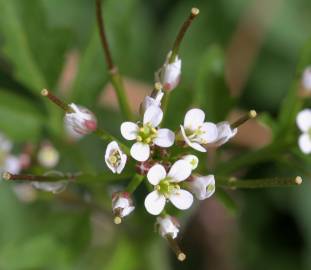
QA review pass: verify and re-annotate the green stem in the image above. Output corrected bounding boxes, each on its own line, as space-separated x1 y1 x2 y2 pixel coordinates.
216 176 302 189
126 173 145 193
110 69 133 120
215 139 294 175
95 0 133 120
3 171 132 184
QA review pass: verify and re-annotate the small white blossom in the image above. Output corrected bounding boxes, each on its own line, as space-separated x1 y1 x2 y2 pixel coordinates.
105 141 127 174
144 160 193 215
121 106 175 162
296 109 311 154
31 171 67 194
112 192 135 219
187 175 215 200
180 108 218 152
213 121 237 146
64 103 97 136
37 143 59 168
156 215 180 239
141 91 164 114
182 155 199 170
155 51 181 91
302 67 311 91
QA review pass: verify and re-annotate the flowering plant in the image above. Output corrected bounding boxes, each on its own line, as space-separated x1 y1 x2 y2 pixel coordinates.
0 0 310 265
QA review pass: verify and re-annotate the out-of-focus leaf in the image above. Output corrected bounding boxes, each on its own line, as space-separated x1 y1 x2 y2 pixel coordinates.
194 45 234 122
276 38 311 138
0 235 70 270
0 0 47 92
0 89 43 142
70 28 108 106
215 188 237 215
104 237 139 270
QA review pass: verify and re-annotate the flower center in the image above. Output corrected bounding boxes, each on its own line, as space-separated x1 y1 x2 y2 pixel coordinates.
206 183 215 193
108 150 121 167
186 128 207 144
156 178 180 197
136 123 158 144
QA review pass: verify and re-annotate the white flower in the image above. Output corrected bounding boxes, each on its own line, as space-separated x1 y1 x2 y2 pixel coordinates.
141 91 164 114
31 171 67 194
112 192 135 220
302 67 311 91
187 175 215 200
182 155 199 170
180 108 218 152
3 155 21 174
213 121 237 147
105 141 127 174
155 51 181 91
144 160 193 215
156 215 180 239
121 106 175 162
296 109 311 154
64 103 97 136
37 143 59 168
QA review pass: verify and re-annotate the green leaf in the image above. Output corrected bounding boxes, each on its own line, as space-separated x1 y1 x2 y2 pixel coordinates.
70 27 108 107
0 89 44 142
0 0 47 92
276 38 311 138
194 45 234 122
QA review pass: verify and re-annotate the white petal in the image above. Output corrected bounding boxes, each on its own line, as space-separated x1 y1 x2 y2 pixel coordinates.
298 133 311 154
168 160 192 182
180 125 207 152
215 121 237 146
169 189 193 210
182 155 199 170
154 128 175 147
144 191 166 215
147 164 167 185
120 122 138 140
4 156 21 174
184 108 205 130
116 153 127 174
296 109 311 132
143 106 163 127
199 122 218 143
130 142 150 161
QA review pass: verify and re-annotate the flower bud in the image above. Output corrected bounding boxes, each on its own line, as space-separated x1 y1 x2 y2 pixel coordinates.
64 103 97 136
156 215 180 239
112 192 135 224
213 121 237 147
187 175 215 200
105 141 127 174
155 51 181 91
182 155 199 170
37 142 59 169
2 155 22 175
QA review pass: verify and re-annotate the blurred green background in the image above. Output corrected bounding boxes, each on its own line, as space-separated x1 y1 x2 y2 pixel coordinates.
0 0 311 269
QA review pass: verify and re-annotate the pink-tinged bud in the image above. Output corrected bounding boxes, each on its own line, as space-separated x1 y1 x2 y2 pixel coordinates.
19 153 31 169
156 215 180 239
112 192 135 224
135 161 155 175
155 51 182 92
64 103 97 136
